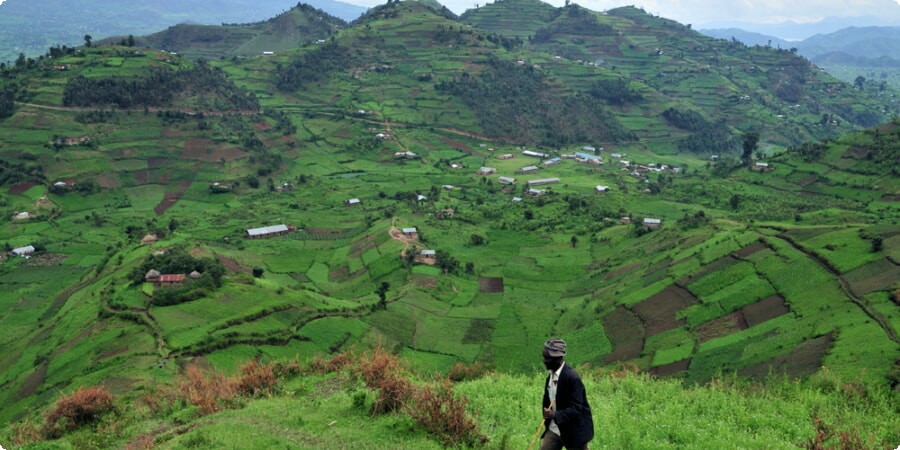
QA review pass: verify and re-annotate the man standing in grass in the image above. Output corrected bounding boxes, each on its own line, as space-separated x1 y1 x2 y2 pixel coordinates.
540 338 594 450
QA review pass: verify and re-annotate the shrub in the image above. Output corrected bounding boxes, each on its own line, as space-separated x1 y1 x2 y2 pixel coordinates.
237 359 279 397
43 386 115 437
178 365 238 415
448 362 491 382
406 379 487 447
356 348 412 414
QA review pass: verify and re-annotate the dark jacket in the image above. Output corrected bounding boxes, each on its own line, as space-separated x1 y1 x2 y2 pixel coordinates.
543 364 594 448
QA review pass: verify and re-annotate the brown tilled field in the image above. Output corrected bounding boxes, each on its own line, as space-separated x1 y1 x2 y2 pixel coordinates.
733 241 770 258
478 277 504 293
9 181 36 195
694 311 748 343
738 334 834 378
602 305 645 363
648 358 691 377
632 285 698 336
742 295 790 327
845 259 900 296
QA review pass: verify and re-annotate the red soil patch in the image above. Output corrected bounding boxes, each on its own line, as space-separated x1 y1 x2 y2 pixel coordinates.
97 174 120 189
154 180 192 216
733 242 769 258
217 255 249 273
17 362 48 399
880 194 900 202
694 311 748 343
413 274 438 288
438 136 475 155
9 181 36 195
479 277 504 293
738 333 834 379
603 262 640 280
181 139 247 162
648 358 691 377
253 122 273 131
742 295 790 327
632 285 698 336
603 306 645 363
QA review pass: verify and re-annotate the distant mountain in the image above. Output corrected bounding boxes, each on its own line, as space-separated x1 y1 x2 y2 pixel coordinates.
700 29 792 50
301 0 367 22
0 0 363 63
799 27 900 60
111 4 346 59
699 14 900 41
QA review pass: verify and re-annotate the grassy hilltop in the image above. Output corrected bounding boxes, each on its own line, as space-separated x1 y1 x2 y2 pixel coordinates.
0 0 897 447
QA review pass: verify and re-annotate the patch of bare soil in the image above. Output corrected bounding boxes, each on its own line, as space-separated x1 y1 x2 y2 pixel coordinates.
603 263 640 281
694 311 748 343
846 259 900 296
479 277 504 293
9 181 36 195
349 234 378 258
733 243 768 259
742 295 790 327
154 180 192 216
679 256 738 285
413 274 438 288
648 358 691 377
97 174 120 188
17 362 48 399
603 306 645 363
632 285 698 336
880 194 900 202
217 255 249 273
738 334 834 379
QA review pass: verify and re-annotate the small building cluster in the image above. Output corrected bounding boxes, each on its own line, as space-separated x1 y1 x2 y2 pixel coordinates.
144 270 203 288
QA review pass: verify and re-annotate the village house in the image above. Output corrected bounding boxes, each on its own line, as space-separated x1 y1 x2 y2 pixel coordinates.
246 224 292 239
610 153 623 159
497 153 515 160
478 167 497 176
643 218 662 230
518 165 539 174
561 154 576 159
621 217 632 225
595 185 610 193
754 162 773 171
145 269 161 283
527 178 560 187
528 188 546 197
346 198 361 206
141 234 159 246
402 227 418 239
511 197 523 203
417 195 428 202
190 271 203 280
442 185 454 191
420 249 436 261
449 163 464 169
12 245 35 258
523 150 549 158
498 176 516 185
156 274 186 288
582 146 596 152
262 51 275 56
13 212 31 220
542 157 562 167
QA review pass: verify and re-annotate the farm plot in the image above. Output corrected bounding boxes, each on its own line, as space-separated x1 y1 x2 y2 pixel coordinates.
602 305 645 363
738 333 834 379
844 259 900 297
631 285 698 336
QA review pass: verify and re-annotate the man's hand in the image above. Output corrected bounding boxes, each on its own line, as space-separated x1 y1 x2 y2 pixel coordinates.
543 407 555 420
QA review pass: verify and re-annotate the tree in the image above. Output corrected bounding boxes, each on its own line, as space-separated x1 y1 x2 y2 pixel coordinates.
741 132 759 166
469 233 486 246
376 282 390 309
854 75 866 90
84 35 93 48
872 236 883 253
252 267 264 278
127 35 135 47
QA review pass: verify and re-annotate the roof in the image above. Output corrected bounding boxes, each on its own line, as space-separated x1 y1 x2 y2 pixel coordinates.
12 245 35 255
643 218 662 224
346 198 361 204
527 178 560 185
519 165 539 171
576 152 601 160
421 250 436 256
145 269 161 278
582 146 596 151
478 167 496 173
498 176 516 183
417 195 427 201
595 185 609 191
523 151 549 158
402 227 418 234
159 274 186 282
247 224 289 236
528 188 545 195
511 197 523 202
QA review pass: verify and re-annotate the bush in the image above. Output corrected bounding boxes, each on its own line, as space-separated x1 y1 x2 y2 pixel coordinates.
237 359 279 397
356 348 412 414
178 365 238 415
43 386 115 437
407 379 487 447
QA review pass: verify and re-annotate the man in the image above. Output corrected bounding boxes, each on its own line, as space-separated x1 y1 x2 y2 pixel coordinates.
540 338 594 450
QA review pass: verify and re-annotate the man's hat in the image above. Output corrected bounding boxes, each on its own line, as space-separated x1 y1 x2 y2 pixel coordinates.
544 338 566 357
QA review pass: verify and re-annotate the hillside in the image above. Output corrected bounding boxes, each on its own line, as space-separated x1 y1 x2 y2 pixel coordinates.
122 4 347 59
2 350 897 448
0 0 897 442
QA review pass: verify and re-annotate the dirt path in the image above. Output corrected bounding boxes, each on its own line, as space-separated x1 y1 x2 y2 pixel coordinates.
387 216 419 259
765 231 899 345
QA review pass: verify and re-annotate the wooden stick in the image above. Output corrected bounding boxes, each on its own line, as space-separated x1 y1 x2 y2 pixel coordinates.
527 400 554 450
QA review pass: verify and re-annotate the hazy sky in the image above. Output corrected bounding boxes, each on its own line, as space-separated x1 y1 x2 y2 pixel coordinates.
341 0 900 25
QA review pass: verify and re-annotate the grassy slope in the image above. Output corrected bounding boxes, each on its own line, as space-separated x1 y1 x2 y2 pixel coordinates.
0 2 897 434
3 362 897 449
